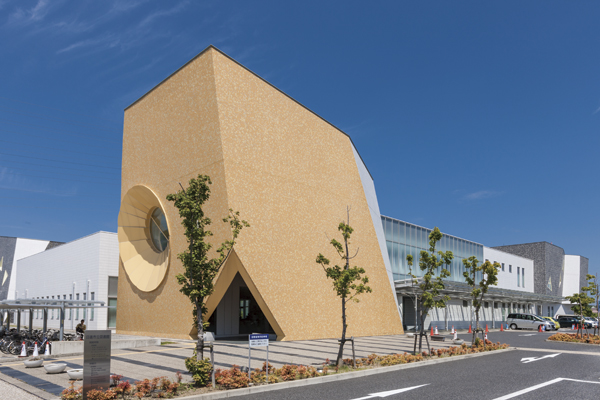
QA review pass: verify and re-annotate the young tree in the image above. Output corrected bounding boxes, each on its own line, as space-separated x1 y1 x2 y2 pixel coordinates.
565 290 594 337
167 175 249 361
316 208 372 368
406 227 453 354
585 274 600 335
462 257 500 344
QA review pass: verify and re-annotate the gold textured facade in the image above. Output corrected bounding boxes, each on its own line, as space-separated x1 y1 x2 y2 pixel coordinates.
117 46 403 340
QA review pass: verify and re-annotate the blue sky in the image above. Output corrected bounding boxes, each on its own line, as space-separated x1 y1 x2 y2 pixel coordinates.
0 1 598 276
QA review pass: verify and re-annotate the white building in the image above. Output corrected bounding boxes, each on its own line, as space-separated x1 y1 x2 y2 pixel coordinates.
0 236 63 302
484 247 534 293
15 231 119 331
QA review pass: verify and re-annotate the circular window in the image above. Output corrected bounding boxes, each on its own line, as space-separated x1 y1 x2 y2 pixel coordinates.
149 207 169 252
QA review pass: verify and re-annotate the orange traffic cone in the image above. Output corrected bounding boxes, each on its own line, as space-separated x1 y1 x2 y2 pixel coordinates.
431 326 434 336
500 324 504 332
468 325 472 333
538 324 542 332
485 324 489 333
19 342 26 357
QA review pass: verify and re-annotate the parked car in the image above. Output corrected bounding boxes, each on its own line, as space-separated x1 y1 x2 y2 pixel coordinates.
584 317 598 328
506 313 553 330
541 316 559 330
556 316 593 329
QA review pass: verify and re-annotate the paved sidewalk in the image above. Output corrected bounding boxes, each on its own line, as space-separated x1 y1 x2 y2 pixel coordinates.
0 333 462 398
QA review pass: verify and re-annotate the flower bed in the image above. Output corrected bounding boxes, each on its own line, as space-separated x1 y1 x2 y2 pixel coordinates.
60 341 509 399
548 332 600 344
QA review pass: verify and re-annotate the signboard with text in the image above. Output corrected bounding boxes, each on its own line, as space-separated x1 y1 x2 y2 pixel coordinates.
249 333 269 348
83 330 111 400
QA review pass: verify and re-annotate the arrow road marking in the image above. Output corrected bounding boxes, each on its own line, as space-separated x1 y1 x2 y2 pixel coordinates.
520 353 560 363
492 377 600 400
350 384 430 399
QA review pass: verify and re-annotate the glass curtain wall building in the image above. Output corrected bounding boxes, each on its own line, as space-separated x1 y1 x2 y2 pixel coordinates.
381 216 483 283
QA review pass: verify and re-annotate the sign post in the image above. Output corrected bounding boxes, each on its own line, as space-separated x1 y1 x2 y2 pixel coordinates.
83 330 111 400
248 334 269 383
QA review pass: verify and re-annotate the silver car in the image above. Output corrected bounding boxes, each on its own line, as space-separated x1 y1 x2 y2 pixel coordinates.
507 313 553 330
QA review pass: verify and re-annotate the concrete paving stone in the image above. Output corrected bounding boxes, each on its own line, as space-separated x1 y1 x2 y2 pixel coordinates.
0 333 462 397
0 376 44 400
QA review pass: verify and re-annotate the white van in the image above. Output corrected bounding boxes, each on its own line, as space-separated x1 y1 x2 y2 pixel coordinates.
506 313 553 330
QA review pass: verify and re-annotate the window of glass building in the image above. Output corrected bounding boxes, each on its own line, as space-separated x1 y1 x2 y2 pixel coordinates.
91 292 95 321
517 267 520 287
69 294 72 320
522 268 525 288
509 265 512 273
502 263 505 271
76 294 79 320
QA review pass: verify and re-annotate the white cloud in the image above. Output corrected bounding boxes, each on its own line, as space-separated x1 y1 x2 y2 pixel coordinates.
463 190 504 201
138 1 188 28
8 0 52 25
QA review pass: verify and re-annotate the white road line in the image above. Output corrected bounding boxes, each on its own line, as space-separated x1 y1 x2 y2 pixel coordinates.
349 384 430 399
520 353 560 363
492 377 600 399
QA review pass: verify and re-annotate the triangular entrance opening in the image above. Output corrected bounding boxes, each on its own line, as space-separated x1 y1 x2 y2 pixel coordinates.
206 272 275 339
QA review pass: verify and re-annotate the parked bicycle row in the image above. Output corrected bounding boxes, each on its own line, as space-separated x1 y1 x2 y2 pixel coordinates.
0 327 82 356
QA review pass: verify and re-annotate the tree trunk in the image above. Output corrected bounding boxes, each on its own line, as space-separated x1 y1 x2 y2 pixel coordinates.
417 306 428 354
473 309 479 344
337 296 347 367
196 299 204 361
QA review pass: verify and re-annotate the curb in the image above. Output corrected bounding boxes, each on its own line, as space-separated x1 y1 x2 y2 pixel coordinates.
545 339 600 347
175 347 515 400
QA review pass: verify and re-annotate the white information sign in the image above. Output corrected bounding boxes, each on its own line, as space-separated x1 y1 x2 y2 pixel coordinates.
249 334 269 348
83 330 111 399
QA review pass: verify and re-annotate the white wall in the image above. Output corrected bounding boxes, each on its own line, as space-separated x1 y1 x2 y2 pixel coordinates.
351 144 399 315
562 255 581 298
484 247 534 293
15 232 118 331
7 238 50 300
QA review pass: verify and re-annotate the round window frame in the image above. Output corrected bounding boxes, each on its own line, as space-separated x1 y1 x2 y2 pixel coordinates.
146 206 169 253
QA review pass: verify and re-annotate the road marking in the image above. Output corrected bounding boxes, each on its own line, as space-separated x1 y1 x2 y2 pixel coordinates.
517 347 600 356
520 353 560 363
518 334 536 336
492 377 600 399
350 384 429 399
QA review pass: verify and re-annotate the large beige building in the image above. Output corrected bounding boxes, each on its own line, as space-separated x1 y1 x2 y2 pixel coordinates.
117 45 403 340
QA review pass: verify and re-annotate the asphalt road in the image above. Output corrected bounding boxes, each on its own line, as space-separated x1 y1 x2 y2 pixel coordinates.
242 329 600 400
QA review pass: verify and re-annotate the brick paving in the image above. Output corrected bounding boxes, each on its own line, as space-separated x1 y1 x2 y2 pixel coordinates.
0 333 460 399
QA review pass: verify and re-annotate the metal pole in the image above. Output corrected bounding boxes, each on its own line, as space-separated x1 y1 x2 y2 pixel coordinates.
445 305 448 331
351 337 356 368
28 308 33 334
210 344 215 388
16 310 21 332
59 305 65 341
43 308 47 334
492 301 495 329
248 346 251 382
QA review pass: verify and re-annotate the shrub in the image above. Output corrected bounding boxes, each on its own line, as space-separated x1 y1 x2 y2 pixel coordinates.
134 379 153 397
185 353 213 387
114 381 132 397
86 389 117 400
215 365 250 389
110 374 123 387
60 383 83 400
277 365 298 381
